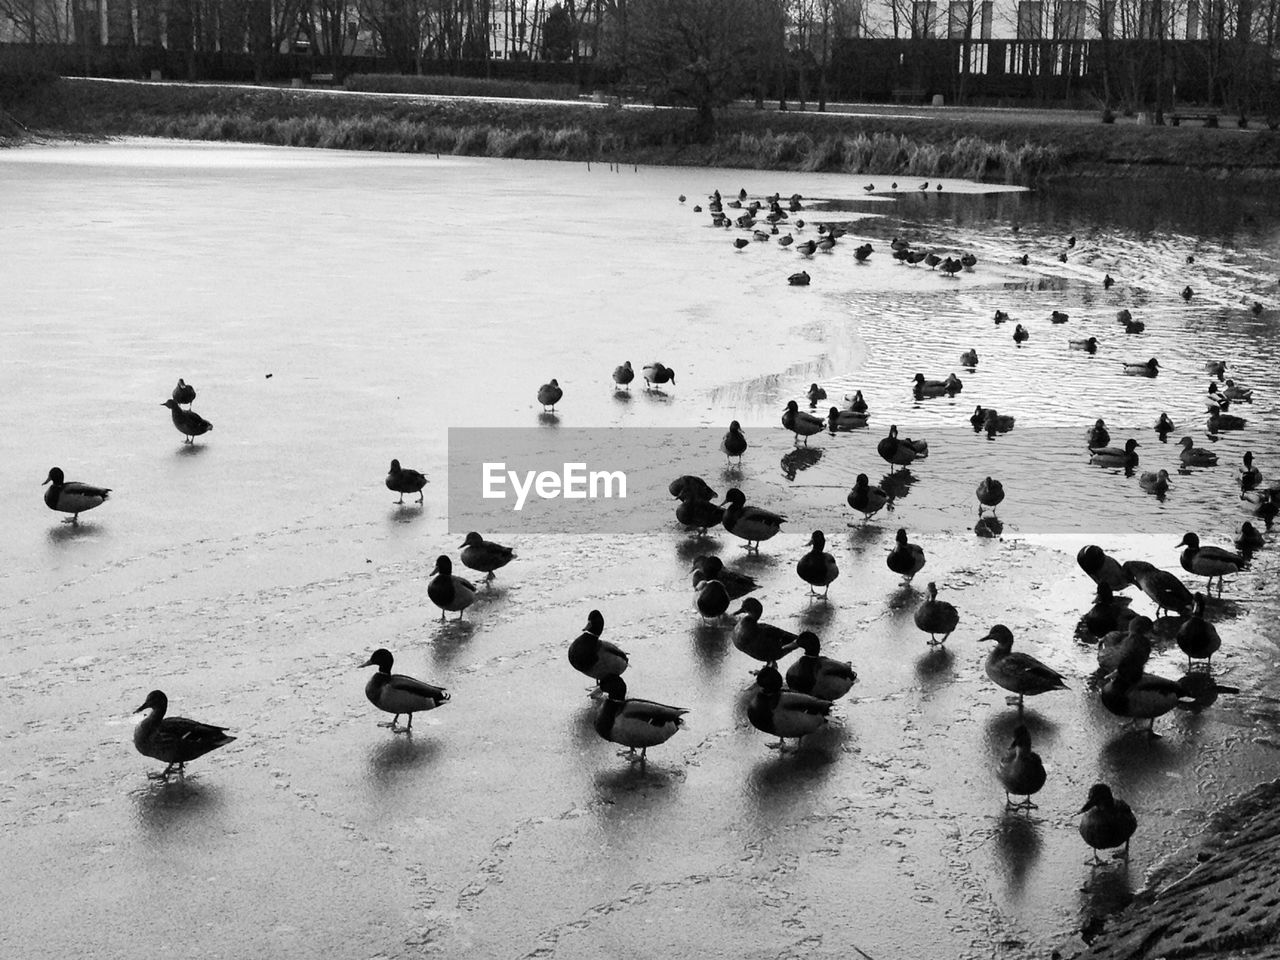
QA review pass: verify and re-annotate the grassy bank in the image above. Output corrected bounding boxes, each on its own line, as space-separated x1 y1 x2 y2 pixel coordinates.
6 77 1280 181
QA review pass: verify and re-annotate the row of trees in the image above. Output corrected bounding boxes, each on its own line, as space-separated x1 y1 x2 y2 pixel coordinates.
1 0 1277 116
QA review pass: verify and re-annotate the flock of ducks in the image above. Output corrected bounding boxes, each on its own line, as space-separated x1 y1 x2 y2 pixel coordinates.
57 188 1276 878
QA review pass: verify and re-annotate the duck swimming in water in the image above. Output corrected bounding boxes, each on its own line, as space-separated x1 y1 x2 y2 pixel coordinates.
911 373 949 398
1155 412 1175 437
1089 438 1140 469
1122 357 1160 377
1179 436 1219 467
1139 469 1172 497
1013 324 1030 344
1239 452 1262 493
1087 419 1110 450
1069 336 1098 353
827 406 870 432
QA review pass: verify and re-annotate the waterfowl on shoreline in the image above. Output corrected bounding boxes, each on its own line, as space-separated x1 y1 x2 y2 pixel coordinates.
1122 357 1160 377
980 624 1068 708
797 530 839 597
42 466 110 524
695 577 731 620
1175 593 1221 669
133 690 235 779
537 378 563 410
568 609 629 682
1078 784 1137 862
612 361 634 389
721 420 747 463
788 270 810 286
976 477 1005 514
691 555 759 599
828 406 870 432
878 424 928 470
887 527 926 581
162 398 212 443
1089 438 1140 469
361 648 449 733
1122 560 1194 617
1078 545 1129 592
848 473 890 521
594 674 686 768
1179 436 1219 467
1097 615 1153 673
386 459 427 504
747 664 832 751
427 555 477 621
171 377 196 406
675 484 725 536
1080 584 1135 637
643 362 675 390
785 632 857 702
670 475 716 502
782 400 825 445
730 597 800 664
460 532 516 583
1100 655 1192 735
720 488 786 551
998 725 1046 810
1178 531 1245 596
914 582 959 645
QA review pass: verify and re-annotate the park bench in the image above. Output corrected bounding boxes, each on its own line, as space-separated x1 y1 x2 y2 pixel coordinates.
1168 112 1219 127
891 87 926 103
309 73 337 85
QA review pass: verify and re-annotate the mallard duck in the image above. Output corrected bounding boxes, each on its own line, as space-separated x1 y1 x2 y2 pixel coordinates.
960 348 979 366
797 530 839 597
427 555 477 621
1096 615 1153 673
788 269 811 286
1240 452 1262 493
1139 469 1172 497
1069 336 1098 353
747 664 832 751
998 725 1046 810
1089 438 1140 469
980 624 1068 708
1013 324 1030 343
994 309 1010 324
1087 419 1111 450
1175 592 1221 669
1182 285 1194 301
785 631 857 701
1236 521 1266 553
915 582 959 645
1122 560 1194 617
162 398 212 443
1155 412 1175 436
795 239 817 256
912 373 948 398
730 597 800 664
386 459 427 504
982 411 1015 436
1179 436 1218 467
827 406 869 432
1077 545 1129 592
537 379 563 410
670 475 716 502
594 675 686 768
976 477 1005 514
42 467 110 524
1051 310 1070 324
643 362 676 389
878 424 928 470
1123 357 1160 376
460 532 516 583
133 690 235 779
1080 584 1135 637
807 383 827 406
1222 379 1253 402
695 578 731 621
777 234 794 247
1122 316 1145 333
721 420 747 463
887 527 926 580
361 648 449 732
1178 531 1245 596
940 257 963 277
944 373 964 394
1078 784 1138 862
1103 273 1115 289
960 252 977 270
1205 359 1226 379
1100 655 1193 735
612 361 635 389
568 609 629 681
676 484 726 536
691 555 759 599
720 488 786 551
848 473 890 521
782 400 825 445
1207 408 1246 432
845 390 869 414
1206 383 1230 412
171 378 196 405
854 242 874 261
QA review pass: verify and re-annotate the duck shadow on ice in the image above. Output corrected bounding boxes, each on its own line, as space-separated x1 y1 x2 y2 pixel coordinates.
132 777 223 830
984 708 1060 753
798 600 836 628
174 442 209 458
46 522 105 545
429 620 477 667
914 644 956 691
537 412 561 427
388 503 425 525
780 447 823 480
992 810 1044 893
367 735 440 783
676 535 723 563
690 621 731 670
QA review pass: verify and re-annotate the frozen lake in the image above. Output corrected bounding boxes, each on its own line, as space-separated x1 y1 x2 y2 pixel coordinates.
2 139 1280 959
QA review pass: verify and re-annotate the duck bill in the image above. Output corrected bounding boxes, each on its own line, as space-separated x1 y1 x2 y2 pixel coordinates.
977 633 995 642
1079 798 1097 813
729 605 747 618
133 702 148 713
359 658 375 668
429 565 440 578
